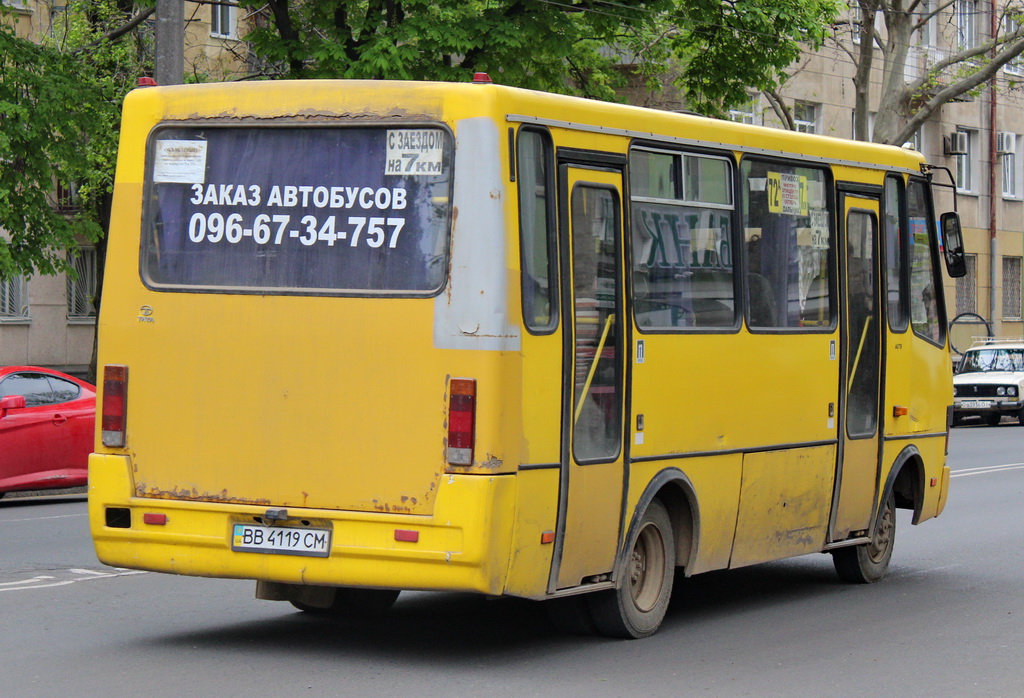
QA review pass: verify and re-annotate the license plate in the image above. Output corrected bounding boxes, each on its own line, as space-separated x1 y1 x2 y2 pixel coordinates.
960 400 992 409
231 523 331 557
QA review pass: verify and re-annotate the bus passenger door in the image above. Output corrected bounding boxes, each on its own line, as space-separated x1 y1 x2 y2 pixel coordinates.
832 194 882 540
551 164 627 591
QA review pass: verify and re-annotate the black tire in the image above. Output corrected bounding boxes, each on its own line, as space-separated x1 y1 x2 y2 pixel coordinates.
588 499 675 639
832 490 896 584
544 595 598 635
291 587 400 617
986 413 1002 427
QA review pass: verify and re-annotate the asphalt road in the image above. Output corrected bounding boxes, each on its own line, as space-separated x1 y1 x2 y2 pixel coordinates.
1 427 1022 697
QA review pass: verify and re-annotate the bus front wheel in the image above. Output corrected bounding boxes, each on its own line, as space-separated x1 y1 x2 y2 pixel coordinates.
832 490 896 584
589 499 675 639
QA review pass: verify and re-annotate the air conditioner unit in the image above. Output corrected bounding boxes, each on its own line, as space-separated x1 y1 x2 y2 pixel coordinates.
945 131 969 155
997 132 1017 155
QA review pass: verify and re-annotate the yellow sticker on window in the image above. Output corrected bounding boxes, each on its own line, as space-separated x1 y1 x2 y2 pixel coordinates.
767 171 804 215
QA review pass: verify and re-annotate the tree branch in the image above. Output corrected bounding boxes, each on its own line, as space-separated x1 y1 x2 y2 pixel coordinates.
70 6 155 54
763 88 794 130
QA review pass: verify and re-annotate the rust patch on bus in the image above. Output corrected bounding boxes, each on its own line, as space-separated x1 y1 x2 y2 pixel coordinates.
442 208 459 308
134 483 271 506
178 110 435 124
371 499 412 514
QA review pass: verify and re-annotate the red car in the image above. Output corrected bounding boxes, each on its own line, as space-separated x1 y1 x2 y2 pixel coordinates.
0 366 95 498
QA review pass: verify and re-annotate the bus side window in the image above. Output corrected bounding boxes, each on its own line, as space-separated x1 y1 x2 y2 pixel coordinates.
883 175 910 332
629 148 736 330
517 128 558 332
907 179 943 344
741 159 834 330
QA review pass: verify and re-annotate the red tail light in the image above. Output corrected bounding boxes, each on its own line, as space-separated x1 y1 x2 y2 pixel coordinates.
102 364 128 448
447 378 476 466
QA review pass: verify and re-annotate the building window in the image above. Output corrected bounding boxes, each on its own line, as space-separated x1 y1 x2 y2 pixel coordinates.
67 248 98 321
851 110 875 140
729 96 759 125
793 102 819 134
0 275 29 321
1004 257 1022 320
920 0 937 48
956 0 977 50
54 181 79 213
1007 16 1024 75
955 128 976 193
211 1 235 38
905 128 923 151
956 253 977 315
1002 147 1019 198
850 3 863 44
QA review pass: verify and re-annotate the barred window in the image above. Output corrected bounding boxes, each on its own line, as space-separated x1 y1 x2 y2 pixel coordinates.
0 275 29 320
956 253 977 316
1003 256 1022 320
67 248 98 320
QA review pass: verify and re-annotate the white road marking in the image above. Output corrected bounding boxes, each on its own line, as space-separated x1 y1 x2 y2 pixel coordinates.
0 576 55 587
951 462 1024 478
0 513 88 524
0 569 146 593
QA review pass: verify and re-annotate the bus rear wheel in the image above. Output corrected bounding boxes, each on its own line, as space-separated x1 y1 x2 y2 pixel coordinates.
291 587 400 617
832 490 895 584
588 499 675 639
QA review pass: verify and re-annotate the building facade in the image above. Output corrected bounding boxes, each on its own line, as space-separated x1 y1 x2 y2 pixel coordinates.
3 0 1023 372
0 0 256 375
762 2 1024 350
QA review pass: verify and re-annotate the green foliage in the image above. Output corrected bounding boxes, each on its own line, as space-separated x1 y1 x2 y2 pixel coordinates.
0 2 148 279
668 0 843 117
240 0 681 101
239 0 839 115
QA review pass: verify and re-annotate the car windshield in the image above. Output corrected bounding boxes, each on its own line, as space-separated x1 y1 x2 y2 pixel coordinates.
958 348 1024 373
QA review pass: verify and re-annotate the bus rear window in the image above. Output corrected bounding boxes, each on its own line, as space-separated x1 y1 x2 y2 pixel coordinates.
141 126 452 295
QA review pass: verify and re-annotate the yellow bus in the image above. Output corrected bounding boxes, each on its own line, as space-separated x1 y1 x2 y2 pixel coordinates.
89 77 966 638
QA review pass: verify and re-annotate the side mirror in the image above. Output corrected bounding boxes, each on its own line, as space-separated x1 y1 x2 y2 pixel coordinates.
0 394 26 417
941 212 967 278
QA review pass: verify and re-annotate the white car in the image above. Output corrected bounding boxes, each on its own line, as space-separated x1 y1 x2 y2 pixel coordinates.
952 340 1024 426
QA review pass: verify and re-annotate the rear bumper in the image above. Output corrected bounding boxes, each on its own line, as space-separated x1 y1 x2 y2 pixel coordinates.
88 454 516 595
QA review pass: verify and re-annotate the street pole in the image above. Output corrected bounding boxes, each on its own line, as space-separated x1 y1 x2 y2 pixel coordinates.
154 0 184 86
